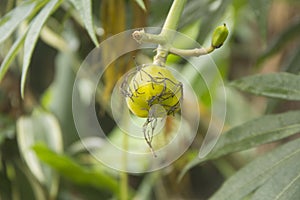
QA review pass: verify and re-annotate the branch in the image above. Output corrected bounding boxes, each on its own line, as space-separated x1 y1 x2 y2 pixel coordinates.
169 46 215 57
132 29 166 44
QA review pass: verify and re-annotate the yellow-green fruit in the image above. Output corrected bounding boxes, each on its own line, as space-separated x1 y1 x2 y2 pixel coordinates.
126 65 182 118
211 23 229 48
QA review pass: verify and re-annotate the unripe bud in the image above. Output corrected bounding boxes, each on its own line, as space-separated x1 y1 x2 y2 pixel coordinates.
211 23 229 48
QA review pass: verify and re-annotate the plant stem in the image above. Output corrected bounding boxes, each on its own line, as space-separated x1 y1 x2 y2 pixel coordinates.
160 0 187 38
120 113 129 200
132 0 221 64
169 46 215 57
154 0 187 66
120 169 128 200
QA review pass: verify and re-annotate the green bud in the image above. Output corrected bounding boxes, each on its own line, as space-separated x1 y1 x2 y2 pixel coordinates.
211 23 229 48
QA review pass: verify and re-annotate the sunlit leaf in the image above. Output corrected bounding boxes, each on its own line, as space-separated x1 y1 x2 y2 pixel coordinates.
134 0 146 11
230 72 300 100
32 143 120 197
209 138 300 200
0 32 26 83
44 52 78 146
40 25 70 52
0 0 35 44
179 110 300 180
69 0 99 46
21 0 63 98
16 110 63 198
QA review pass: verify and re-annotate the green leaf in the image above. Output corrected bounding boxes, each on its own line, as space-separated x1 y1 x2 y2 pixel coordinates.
249 0 271 39
282 46 300 74
179 111 300 180
0 32 26 83
230 72 300 100
44 52 78 146
265 49 300 113
21 0 62 98
208 110 300 159
0 0 35 44
251 156 300 200
134 0 146 11
32 143 120 197
258 19 300 63
69 0 99 46
209 138 300 200
0 115 15 146
16 110 63 198
194 0 231 44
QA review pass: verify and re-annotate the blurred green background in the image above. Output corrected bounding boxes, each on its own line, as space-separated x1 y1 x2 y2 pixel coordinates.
0 0 300 199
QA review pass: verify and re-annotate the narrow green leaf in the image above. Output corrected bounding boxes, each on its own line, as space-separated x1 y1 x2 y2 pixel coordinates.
21 0 62 98
69 0 99 46
265 49 300 113
230 72 300 100
134 0 146 11
179 111 300 180
0 32 26 82
251 157 300 200
258 19 300 63
209 138 300 200
0 115 15 146
0 0 35 44
32 143 120 197
208 110 300 159
46 52 78 146
16 110 63 198
195 0 231 43
282 46 300 73
249 0 271 39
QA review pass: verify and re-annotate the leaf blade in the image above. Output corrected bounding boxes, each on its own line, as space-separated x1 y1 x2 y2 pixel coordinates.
21 0 62 98
0 0 36 44
16 111 63 197
179 111 300 180
0 32 27 82
134 0 146 11
251 157 300 200
32 143 120 197
209 138 300 200
208 110 300 159
230 72 300 100
69 0 99 46
258 19 300 63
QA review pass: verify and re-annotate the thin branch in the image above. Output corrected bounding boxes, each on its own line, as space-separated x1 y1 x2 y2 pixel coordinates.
169 46 215 57
132 29 166 44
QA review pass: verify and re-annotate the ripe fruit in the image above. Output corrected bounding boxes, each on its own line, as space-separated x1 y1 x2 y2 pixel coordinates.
122 64 183 118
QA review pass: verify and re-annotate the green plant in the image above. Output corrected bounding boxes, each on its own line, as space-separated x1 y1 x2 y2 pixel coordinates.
123 0 228 156
0 0 300 200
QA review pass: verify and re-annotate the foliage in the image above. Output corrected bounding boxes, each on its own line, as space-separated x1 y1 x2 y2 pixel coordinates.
0 0 300 199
